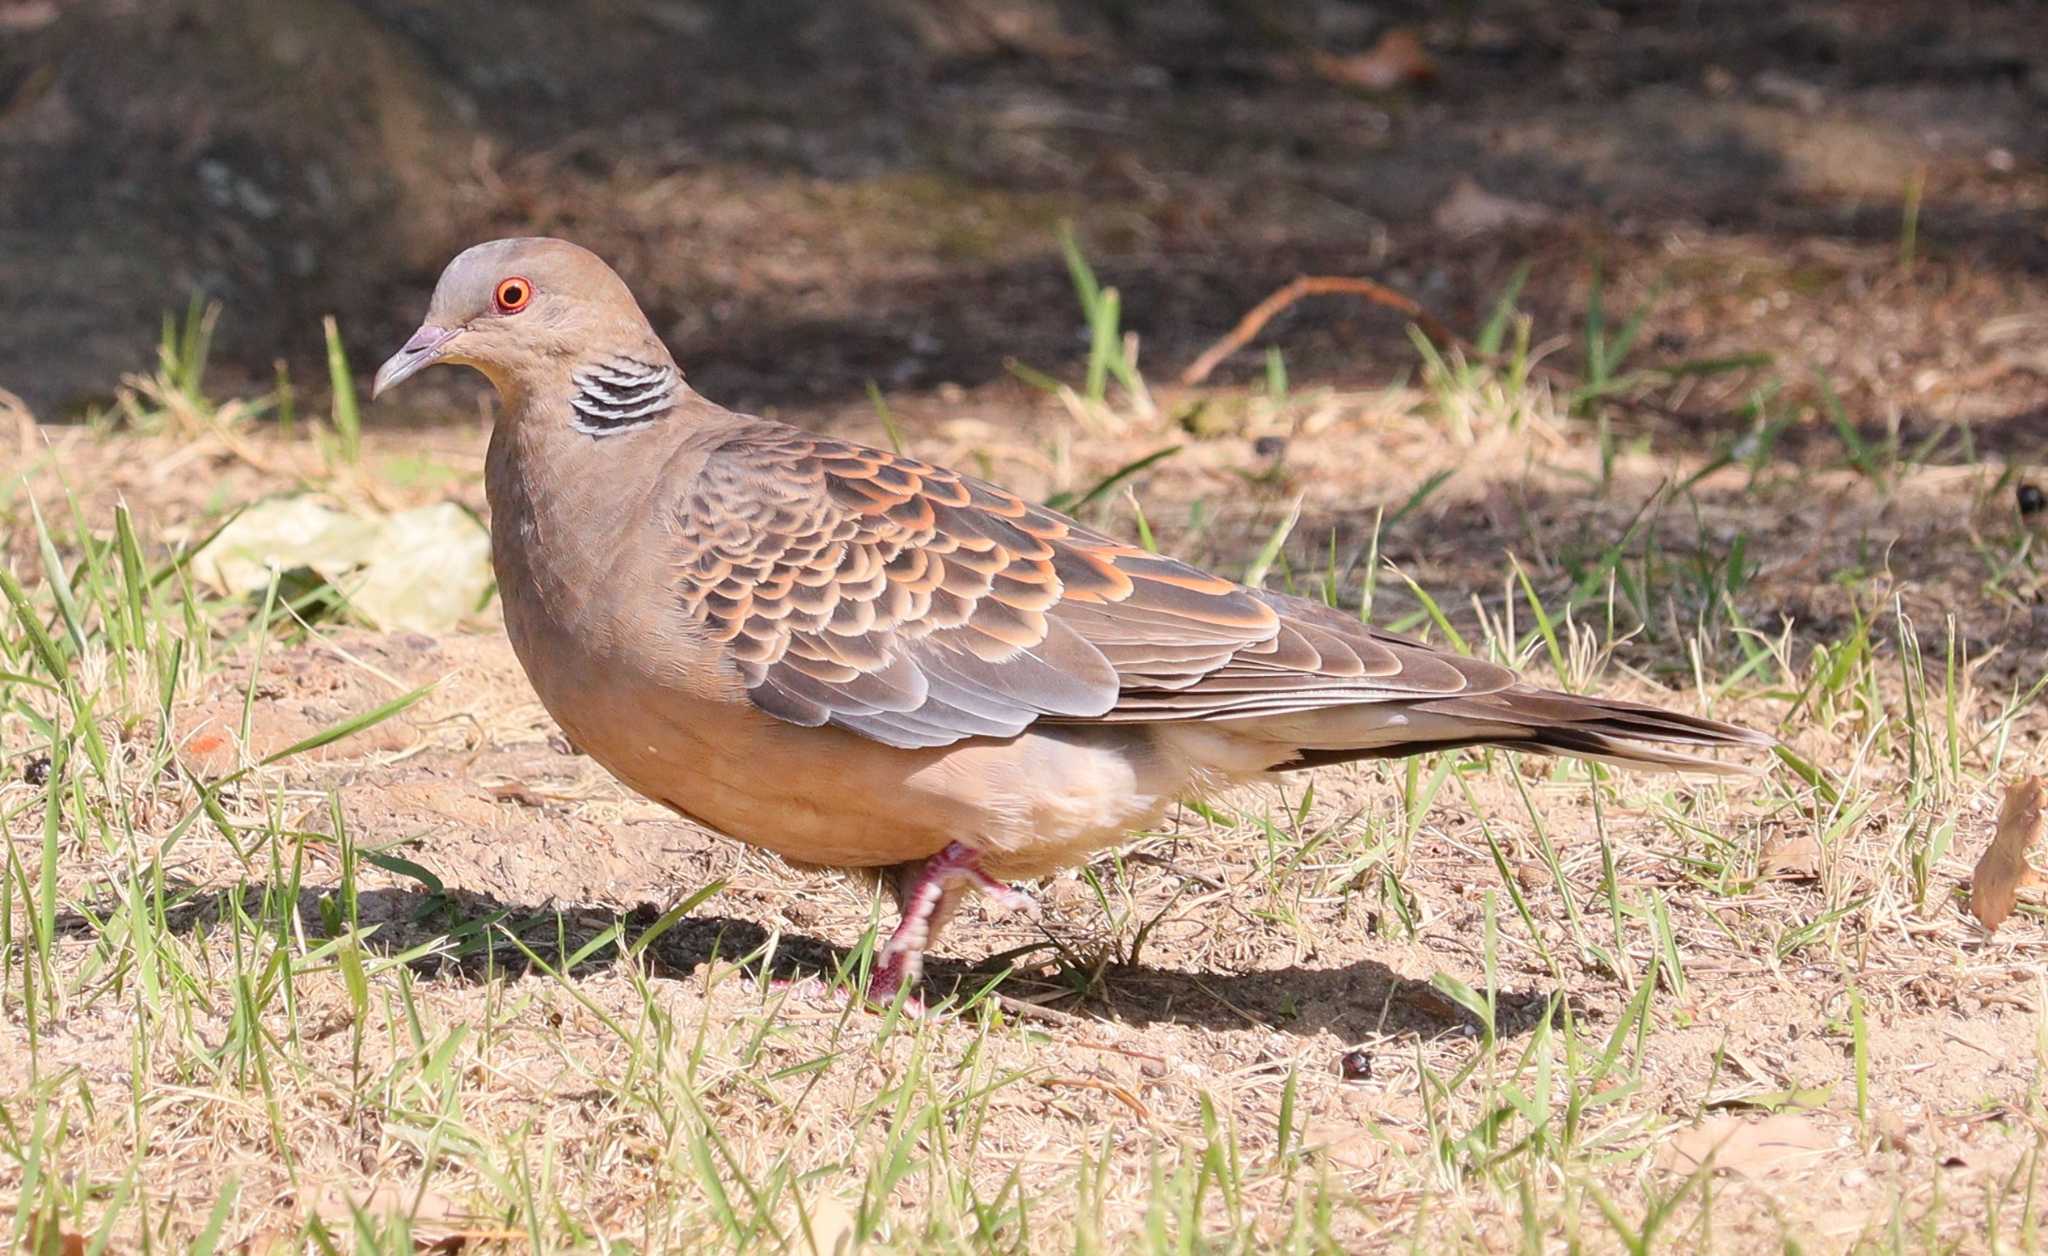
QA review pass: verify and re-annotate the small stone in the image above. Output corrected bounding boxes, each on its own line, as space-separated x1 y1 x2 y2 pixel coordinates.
1339 1049 1373 1080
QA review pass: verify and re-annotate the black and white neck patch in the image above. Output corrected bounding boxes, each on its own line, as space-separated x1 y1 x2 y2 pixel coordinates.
568 357 680 436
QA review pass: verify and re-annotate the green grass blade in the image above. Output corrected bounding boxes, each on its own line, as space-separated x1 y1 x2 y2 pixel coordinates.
257 684 433 767
1045 446 1182 514
1243 494 1304 588
324 315 361 466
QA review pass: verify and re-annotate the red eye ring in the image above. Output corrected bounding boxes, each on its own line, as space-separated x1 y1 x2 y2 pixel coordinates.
494 276 533 314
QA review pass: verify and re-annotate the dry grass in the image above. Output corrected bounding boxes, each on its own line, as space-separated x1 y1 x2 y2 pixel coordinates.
4 274 2048 1254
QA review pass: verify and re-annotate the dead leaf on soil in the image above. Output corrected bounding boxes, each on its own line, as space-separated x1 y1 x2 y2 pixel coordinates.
193 496 492 633
1758 829 1822 881
1394 982 1464 1022
1970 775 2048 931
1656 1112 1837 1178
486 779 549 808
1311 28 1435 93
1431 177 1559 238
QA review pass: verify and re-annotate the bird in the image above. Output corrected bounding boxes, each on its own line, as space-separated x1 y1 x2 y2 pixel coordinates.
372 237 1771 1006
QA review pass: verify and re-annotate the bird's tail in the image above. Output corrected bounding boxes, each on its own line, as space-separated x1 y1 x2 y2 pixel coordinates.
1276 684 1773 775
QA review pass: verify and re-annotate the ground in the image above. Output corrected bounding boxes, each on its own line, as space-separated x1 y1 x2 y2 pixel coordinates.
3 1 2048 1252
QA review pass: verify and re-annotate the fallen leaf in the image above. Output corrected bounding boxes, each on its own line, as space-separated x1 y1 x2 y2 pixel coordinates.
1971 776 2048 931
349 503 494 632
1656 1112 1837 1178
1431 177 1558 238
193 495 378 589
487 780 548 808
1758 830 1822 881
193 497 492 633
1312 28 1435 93
1395 982 1463 1022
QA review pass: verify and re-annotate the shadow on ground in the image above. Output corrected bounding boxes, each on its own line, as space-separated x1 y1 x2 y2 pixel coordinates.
4 0 2041 418
59 879 1549 1042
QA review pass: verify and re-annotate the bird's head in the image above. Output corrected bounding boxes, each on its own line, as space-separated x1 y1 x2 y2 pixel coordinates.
372 237 672 407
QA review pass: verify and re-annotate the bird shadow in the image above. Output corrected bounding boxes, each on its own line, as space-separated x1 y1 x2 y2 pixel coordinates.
57 879 1558 1043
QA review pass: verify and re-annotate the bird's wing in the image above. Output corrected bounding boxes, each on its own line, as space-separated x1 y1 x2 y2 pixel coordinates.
672 428 1511 748
1084 588 1518 721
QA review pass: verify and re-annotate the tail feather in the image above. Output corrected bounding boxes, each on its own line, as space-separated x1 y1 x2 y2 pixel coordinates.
1275 684 1772 776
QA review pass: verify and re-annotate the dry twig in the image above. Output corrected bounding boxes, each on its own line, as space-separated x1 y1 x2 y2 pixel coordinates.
1181 275 1458 385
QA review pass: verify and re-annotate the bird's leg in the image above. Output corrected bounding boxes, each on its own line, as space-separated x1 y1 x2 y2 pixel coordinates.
867 841 1030 1006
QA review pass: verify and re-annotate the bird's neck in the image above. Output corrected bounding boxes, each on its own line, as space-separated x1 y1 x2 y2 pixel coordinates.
481 335 683 435
482 343 689 534
562 349 685 437
483 372 682 660
478 335 705 614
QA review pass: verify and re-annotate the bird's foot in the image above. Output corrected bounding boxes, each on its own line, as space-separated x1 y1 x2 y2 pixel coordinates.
866 841 1028 1008
962 867 1034 915
862 962 928 1016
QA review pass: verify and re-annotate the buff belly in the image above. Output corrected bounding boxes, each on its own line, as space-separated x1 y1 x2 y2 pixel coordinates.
524 645 1213 874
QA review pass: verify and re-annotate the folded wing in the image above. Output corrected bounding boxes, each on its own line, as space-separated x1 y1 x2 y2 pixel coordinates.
672 425 1764 767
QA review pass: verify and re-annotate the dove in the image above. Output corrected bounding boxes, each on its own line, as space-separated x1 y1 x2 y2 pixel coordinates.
374 237 1768 1004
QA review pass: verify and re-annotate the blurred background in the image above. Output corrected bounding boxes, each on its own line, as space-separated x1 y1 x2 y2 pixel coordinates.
4 0 2042 423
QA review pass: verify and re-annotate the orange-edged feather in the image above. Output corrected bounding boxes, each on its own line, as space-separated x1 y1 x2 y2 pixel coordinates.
671 424 1766 768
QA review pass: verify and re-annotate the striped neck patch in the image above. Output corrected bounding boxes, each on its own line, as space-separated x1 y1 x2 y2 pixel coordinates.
568 357 680 435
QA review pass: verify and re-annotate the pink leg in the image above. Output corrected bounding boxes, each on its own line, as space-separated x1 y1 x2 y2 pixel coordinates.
867 841 1031 1006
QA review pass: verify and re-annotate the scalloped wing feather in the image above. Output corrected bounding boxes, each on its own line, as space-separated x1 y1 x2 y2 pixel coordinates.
671 427 1515 749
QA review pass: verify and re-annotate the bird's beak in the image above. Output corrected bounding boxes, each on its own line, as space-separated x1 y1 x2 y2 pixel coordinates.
371 324 460 399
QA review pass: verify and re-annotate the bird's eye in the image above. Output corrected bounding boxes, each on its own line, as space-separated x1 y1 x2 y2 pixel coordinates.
494 277 533 314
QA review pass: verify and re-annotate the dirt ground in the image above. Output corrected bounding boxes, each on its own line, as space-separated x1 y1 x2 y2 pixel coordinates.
4 0 2048 1251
